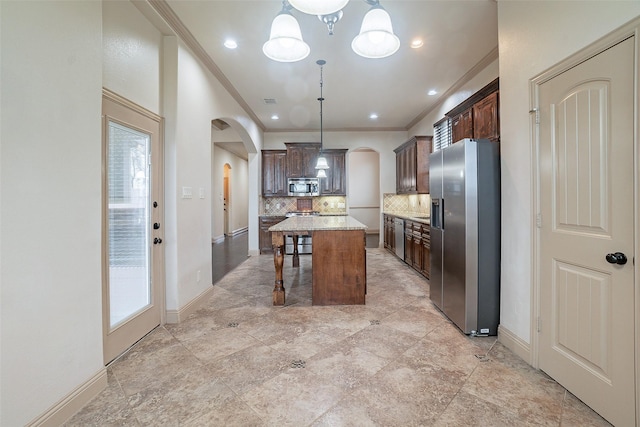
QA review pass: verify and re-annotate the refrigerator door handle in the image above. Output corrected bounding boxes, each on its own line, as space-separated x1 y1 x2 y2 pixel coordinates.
431 199 440 229
441 199 444 231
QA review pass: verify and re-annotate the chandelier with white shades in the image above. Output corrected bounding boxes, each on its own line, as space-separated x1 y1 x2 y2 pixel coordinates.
263 0 400 63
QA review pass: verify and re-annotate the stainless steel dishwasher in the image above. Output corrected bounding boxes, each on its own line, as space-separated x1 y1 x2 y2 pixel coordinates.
394 217 405 259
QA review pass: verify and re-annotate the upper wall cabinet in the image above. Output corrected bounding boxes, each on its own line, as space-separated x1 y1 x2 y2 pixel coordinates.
319 149 347 195
394 136 432 194
285 143 320 178
447 78 499 143
262 150 287 197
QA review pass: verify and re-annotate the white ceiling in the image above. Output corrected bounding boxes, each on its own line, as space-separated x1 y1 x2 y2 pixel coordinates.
160 0 498 136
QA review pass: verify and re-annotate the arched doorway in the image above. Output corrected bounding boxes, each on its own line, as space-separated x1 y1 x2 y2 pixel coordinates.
348 148 381 248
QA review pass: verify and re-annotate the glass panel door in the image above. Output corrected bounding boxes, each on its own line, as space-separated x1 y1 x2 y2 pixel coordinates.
107 121 151 327
102 91 163 364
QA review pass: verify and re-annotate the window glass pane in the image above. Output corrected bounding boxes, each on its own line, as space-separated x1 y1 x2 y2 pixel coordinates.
107 121 151 327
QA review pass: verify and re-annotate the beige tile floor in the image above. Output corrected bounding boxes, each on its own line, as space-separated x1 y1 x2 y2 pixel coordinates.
66 249 611 426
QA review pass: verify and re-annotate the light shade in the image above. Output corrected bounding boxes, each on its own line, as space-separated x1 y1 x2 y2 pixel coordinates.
351 6 400 59
316 168 327 178
288 0 349 16
263 12 310 62
315 155 329 170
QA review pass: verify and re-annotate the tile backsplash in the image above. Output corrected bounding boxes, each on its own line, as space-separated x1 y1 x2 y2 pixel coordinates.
260 196 347 215
260 194 429 217
383 193 430 216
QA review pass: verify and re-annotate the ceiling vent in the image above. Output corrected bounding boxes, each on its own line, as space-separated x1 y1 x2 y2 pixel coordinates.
263 98 277 105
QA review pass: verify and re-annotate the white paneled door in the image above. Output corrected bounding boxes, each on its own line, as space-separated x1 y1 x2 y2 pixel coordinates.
102 92 164 364
538 37 635 426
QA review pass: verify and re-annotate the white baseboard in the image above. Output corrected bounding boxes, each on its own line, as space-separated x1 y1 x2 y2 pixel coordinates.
498 324 531 364
27 368 108 427
166 285 215 324
227 227 248 237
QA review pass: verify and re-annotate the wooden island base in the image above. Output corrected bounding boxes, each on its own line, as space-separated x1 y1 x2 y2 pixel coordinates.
312 230 366 305
269 216 367 306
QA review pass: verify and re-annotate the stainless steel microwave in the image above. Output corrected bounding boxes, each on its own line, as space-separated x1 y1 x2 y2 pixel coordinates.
288 178 319 197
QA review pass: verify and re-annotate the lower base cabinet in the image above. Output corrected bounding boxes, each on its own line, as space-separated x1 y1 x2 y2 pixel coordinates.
259 216 285 254
404 219 430 279
383 214 430 279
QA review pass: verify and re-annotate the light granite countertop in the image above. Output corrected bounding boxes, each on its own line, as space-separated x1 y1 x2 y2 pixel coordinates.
383 211 430 225
269 215 367 232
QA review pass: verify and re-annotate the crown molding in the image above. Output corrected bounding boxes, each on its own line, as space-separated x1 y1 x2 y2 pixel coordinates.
405 46 499 130
146 0 266 132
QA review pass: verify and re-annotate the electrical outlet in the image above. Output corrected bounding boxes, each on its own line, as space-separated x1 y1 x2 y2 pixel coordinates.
266 203 270 210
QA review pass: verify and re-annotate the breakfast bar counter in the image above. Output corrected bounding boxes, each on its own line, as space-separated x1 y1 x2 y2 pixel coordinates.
269 215 367 306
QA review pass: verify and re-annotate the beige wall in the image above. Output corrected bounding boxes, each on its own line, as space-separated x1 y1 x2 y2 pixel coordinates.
497 1 640 348
1 1 264 424
1 2 104 425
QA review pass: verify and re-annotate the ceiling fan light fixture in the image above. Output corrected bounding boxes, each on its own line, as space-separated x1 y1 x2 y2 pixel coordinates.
262 11 310 62
351 5 400 59
288 0 349 16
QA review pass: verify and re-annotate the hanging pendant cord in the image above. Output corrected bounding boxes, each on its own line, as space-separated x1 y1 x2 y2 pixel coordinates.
317 59 325 153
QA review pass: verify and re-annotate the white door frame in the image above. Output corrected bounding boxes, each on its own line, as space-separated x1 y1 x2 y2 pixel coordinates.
530 18 640 422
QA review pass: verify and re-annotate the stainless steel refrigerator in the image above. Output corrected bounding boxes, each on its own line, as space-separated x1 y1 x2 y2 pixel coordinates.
429 138 500 335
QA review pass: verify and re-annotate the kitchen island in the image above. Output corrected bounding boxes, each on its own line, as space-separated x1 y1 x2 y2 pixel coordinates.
269 215 367 306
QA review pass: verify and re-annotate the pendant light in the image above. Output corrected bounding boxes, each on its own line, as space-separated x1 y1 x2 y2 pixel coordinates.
351 2 400 59
262 2 310 63
315 59 330 178
288 0 349 16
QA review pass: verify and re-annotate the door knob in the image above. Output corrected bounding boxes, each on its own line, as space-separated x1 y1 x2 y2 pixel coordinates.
153 238 163 245
153 223 160 230
605 252 627 265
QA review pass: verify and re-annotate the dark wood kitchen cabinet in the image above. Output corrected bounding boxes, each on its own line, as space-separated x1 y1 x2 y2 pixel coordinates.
383 214 396 253
402 219 431 279
421 224 430 278
285 143 320 178
394 136 432 194
473 91 499 142
319 149 347 195
411 222 423 272
259 215 286 254
451 108 473 143
404 221 413 265
446 78 499 144
262 150 287 197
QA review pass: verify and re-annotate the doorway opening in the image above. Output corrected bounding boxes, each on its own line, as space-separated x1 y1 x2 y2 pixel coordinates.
223 163 231 236
348 148 381 248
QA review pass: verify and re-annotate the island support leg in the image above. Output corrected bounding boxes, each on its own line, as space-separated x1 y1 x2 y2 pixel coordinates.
272 231 285 306
292 233 300 267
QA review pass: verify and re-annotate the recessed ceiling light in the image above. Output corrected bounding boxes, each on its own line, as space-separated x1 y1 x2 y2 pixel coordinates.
271 114 279 120
224 39 238 49
428 89 437 96
410 39 424 49
369 113 378 120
